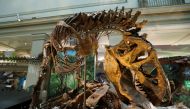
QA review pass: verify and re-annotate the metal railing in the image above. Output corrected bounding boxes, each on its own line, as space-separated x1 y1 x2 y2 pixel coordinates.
139 0 185 7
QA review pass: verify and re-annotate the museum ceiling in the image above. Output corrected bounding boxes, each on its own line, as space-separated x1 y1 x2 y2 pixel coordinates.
0 5 190 57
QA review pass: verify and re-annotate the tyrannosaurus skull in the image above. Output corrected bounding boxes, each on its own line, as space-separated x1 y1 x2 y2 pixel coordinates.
104 35 171 107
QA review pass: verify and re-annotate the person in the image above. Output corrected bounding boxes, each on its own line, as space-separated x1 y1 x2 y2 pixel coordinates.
12 78 19 90
18 75 26 90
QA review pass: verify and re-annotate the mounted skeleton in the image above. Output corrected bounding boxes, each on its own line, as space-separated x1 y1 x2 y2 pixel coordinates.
31 7 171 109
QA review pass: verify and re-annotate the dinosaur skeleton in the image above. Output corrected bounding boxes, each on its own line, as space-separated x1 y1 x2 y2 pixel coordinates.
31 7 172 109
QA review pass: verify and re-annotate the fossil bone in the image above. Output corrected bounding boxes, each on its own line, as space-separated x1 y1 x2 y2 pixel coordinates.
31 7 172 109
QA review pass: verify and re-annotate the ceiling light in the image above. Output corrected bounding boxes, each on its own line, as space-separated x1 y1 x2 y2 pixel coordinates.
16 13 21 22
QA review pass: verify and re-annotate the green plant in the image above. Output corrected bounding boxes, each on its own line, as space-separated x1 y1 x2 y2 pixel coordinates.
173 86 190 107
48 73 62 97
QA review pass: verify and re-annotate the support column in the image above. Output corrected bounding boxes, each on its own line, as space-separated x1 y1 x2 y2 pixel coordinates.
24 40 44 89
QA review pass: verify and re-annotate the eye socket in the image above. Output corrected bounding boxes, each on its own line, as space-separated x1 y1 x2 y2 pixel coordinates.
117 49 125 55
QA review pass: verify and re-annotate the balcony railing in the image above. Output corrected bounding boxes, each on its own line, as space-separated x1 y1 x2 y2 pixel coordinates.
139 0 185 7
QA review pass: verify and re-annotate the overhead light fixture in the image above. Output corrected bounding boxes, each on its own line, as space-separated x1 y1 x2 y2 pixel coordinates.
0 44 15 51
16 13 21 22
